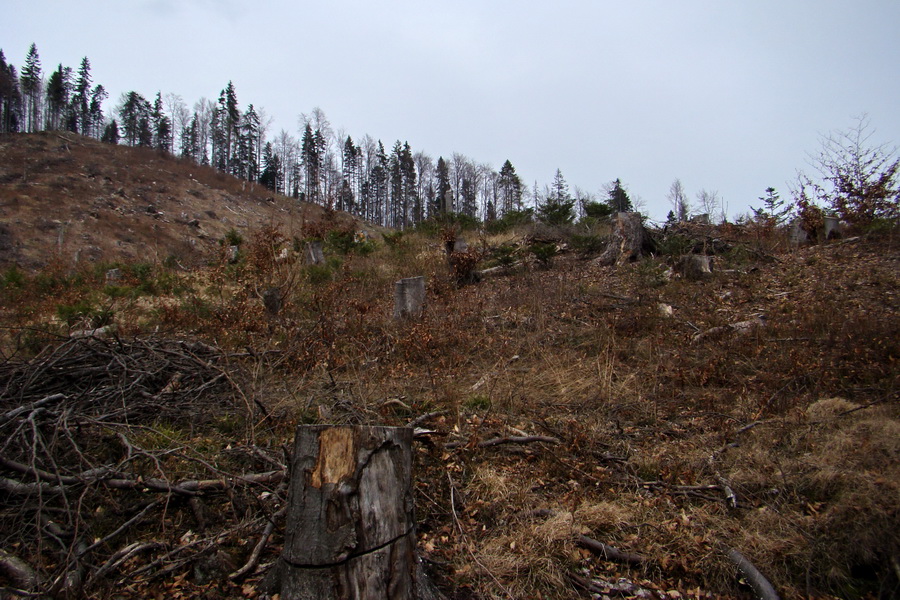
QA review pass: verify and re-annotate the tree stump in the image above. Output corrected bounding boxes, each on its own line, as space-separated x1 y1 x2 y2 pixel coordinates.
394 276 426 319
680 254 712 280
823 215 841 239
305 241 325 265
596 212 646 266
269 426 421 599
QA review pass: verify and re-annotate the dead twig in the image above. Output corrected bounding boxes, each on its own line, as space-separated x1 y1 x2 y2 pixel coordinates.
576 534 647 566
444 435 559 450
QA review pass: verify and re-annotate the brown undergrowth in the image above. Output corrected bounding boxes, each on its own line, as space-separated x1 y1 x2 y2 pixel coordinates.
0 221 897 599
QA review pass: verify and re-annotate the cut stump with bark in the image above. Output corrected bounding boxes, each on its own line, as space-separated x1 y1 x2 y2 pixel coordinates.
681 254 712 280
305 241 325 265
268 425 431 600
596 212 647 266
394 276 426 319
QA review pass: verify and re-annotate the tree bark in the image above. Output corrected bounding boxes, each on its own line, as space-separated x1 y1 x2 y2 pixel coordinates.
596 212 646 266
680 254 712 280
305 241 325 265
269 425 425 600
394 277 426 319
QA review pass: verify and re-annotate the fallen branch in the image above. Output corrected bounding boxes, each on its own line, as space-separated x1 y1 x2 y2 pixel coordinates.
86 542 164 588
0 393 65 427
445 435 559 450
576 534 646 566
228 486 288 582
0 549 40 591
408 410 446 429
727 548 780 600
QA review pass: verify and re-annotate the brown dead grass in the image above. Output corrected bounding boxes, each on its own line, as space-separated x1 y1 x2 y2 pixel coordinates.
0 135 897 599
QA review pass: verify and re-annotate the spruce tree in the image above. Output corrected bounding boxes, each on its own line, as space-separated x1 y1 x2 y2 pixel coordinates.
71 57 92 134
88 85 107 138
259 142 282 192
20 44 42 132
45 64 71 130
152 92 172 152
498 160 523 214
301 123 320 204
435 157 452 216
238 104 260 180
118 91 151 146
0 51 22 133
607 178 634 213
751 187 791 226
369 141 388 225
101 120 119 145
538 169 575 225
341 136 360 213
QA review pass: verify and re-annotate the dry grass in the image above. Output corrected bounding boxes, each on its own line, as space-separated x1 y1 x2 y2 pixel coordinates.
1 152 898 599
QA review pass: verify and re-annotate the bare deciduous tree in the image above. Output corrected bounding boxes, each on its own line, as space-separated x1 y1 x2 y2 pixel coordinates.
803 114 899 226
667 178 690 221
696 188 721 221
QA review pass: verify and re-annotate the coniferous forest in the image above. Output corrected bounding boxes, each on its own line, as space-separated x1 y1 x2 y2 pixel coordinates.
0 43 573 229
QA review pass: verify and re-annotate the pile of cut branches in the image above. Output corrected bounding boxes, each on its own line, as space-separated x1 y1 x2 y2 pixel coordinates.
0 335 286 598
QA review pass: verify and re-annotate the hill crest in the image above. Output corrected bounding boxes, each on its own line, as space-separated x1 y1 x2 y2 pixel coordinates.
0 132 356 270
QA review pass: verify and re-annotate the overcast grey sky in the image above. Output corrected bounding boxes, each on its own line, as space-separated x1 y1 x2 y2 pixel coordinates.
4 1 899 220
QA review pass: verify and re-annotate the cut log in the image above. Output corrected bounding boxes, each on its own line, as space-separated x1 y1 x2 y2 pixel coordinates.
394 276 426 319
596 212 646 266
268 425 434 600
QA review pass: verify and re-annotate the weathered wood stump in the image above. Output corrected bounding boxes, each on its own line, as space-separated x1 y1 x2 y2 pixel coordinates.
823 215 841 239
596 212 646 266
680 254 712 280
394 276 426 319
305 241 325 265
269 426 421 599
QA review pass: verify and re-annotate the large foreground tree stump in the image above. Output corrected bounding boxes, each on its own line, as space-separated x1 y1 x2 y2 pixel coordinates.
268 425 426 600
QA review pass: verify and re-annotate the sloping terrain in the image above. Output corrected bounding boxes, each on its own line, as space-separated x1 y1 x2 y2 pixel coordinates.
0 134 897 600
0 132 354 270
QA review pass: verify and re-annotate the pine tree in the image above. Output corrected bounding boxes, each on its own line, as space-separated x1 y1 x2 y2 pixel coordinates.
152 92 172 152
389 140 404 227
301 123 320 204
607 178 634 213
402 143 419 225
70 57 92 135
751 187 791 226
340 136 359 213
101 120 119 145
45 64 71 130
20 44 42 132
538 169 575 225
0 51 23 133
259 142 282 192
181 114 199 160
118 91 151 146
435 157 452 216
88 85 107 138
238 104 260 180
210 101 226 170
223 82 240 173
369 141 389 225
498 160 523 214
